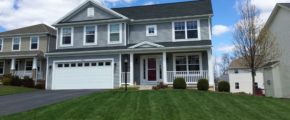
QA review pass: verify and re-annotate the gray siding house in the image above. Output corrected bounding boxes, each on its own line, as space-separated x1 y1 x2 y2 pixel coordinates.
0 24 56 83
46 0 214 90
263 3 290 98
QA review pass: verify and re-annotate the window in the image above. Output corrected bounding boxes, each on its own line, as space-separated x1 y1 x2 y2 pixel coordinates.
25 61 33 71
77 63 83 67
254 82 258 89
173 20 199 41
234 69 239 74
64 64 70 67
84 26 97 45
174 54 201 72
87 7 95 17
57 64 63 68
71 63 76 67
0 38 3 52
91 62 97 66
146 25 157 36
0 61 4 75
61 27 73 46
30 36 39 50
84 62 90 67
98 62 104 66
235 82 239 89
108 23 122 44
12 37 21 51
105 62 111 66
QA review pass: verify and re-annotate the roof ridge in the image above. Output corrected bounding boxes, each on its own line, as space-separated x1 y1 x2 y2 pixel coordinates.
112 0 200 9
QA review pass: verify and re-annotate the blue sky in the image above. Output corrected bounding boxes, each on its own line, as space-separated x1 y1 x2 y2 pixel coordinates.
0 0 287 62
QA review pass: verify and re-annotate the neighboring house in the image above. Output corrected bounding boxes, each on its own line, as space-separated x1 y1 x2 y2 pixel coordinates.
263 3 290 98
45 0 214 90
0 24 56 83
228 58 264 94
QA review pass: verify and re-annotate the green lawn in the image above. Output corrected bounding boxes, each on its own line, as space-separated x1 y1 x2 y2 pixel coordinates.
1 90 290 120
0 86 36 96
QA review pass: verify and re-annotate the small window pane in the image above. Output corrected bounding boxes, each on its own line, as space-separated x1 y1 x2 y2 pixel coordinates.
98 62 104 66
175 56 186 64
110 24 119 33
148 27 155 33
105 62 111 66
84 62 90 67
91 62 97 66
71 63 76 67
188 55 199 64
78 63 83 67
64 64 70 67
110 33 120 42
58 64 63 68
235 83 239 89
189 65 200 71
174 22 185 30
25 61 33 71
176 65 187 71
187 30 198 39
187 21 197 30
175 31 186 39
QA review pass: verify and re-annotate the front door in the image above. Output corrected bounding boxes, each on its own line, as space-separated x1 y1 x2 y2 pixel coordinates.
141 56 162 84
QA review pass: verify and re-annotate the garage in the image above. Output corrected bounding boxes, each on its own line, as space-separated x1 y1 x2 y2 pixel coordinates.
51 60 114 90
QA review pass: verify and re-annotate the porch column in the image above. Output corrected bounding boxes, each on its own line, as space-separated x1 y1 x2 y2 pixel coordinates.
129 53 134 85
10 58 15 74
162 52 168 84
207 49 214 88
32 57 37 83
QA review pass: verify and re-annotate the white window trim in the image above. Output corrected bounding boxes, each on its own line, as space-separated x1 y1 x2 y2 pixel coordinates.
12 37 21 51
87 7 95 17
0 38 3 52
24 59 33 72
172 19 201 42
173 53 203 72
146 25 157 36
30 36 39 50
108 23 122 44
60 27 74 47
83 25 98 46
0 61 5 75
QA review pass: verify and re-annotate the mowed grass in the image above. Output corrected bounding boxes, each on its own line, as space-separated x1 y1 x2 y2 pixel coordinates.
1 90 290 120
0 86 36 96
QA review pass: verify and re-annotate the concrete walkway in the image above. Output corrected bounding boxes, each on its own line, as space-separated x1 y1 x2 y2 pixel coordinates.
0 90 103 116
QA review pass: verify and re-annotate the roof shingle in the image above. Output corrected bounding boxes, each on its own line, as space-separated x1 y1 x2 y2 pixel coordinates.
112 0 213 20
0 24 56 36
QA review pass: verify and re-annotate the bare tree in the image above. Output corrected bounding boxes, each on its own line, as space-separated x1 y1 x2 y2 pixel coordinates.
218 53 232 76
233 0 279 94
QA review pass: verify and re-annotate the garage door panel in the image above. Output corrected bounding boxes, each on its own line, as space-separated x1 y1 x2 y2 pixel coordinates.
52 61 114 90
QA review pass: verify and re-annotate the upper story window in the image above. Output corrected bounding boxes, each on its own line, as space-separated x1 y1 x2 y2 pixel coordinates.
12 37 21 51
108 23 122 44
84 25 97 45
173 20 199 41
146 25 157 36
0 38 3 52
87 7 95 17
60 27 73 47
30 36 39 50
174 54 201 72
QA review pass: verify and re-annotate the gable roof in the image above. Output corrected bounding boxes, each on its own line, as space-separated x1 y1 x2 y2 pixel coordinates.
229 58 248 69
55 0 128 25
129 41 164 48
0 24 56 37
265 3 290 28
112 0 213 20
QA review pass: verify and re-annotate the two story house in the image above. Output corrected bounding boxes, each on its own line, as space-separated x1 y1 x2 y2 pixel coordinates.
0 24 56 83
45 0 214 90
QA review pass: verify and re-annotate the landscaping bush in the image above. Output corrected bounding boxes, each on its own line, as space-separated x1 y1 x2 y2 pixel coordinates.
11 76 22 86
2 74 13 85
218 81 230 92
22 76 34 88
197 79 209 91
35 83 45 89
173 78 186 89
152 82 168 90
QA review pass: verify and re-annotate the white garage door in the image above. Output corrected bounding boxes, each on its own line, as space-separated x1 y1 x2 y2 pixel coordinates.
52 60 114 90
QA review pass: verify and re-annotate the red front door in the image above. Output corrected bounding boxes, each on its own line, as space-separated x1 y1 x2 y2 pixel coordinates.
147 58 157 81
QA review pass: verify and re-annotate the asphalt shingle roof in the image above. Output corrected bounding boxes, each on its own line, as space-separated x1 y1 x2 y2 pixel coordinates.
280 3 290 8
0 24 56 36
112 0 213 20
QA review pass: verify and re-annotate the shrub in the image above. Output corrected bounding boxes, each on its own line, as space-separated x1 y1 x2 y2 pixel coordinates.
197 79 209 91
22 76 34 88
2 74 13 85
218 81 230 92
35 83 45 89
11 76 22 86
152 82 168 90
173 78 186 89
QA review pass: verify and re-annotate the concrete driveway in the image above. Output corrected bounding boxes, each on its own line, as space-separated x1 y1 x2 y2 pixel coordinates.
0 90 104 116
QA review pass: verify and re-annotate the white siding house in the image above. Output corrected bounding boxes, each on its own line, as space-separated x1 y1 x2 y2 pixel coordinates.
228 59 264 94
263 3 290 98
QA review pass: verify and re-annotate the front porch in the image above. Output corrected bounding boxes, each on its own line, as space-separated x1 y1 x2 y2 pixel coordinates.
0 56 45 83
119 49 214 87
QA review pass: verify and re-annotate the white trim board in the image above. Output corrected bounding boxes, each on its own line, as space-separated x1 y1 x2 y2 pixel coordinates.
129 41 164 49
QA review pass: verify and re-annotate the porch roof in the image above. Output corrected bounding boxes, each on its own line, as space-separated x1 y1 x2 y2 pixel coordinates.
0 51 44 59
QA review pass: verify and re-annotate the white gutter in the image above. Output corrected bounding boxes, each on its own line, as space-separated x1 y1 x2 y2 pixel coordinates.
45 45 212 56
